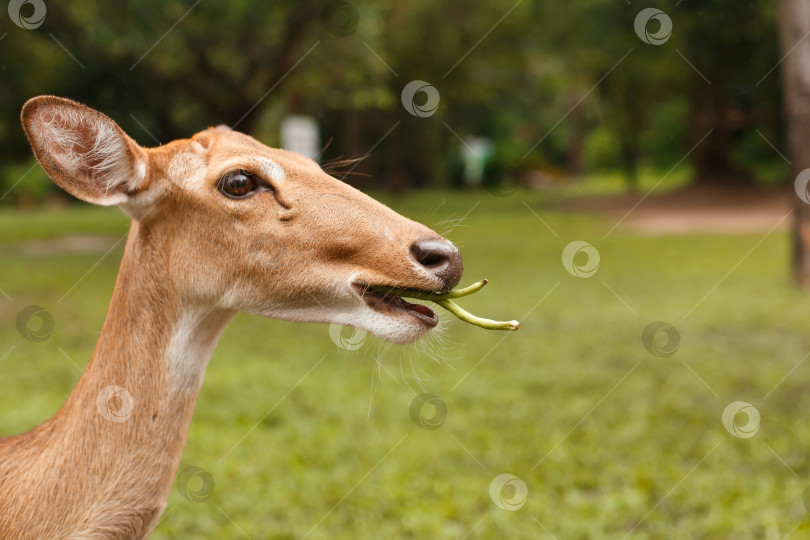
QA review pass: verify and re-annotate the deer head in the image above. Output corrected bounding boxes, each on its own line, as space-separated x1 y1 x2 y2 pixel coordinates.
21 96 462 345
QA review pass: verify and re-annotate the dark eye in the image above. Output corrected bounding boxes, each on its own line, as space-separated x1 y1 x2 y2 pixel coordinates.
219 171 257 198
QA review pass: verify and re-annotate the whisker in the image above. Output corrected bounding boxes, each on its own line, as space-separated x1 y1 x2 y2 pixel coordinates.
367 362 379 421
429 200 446 215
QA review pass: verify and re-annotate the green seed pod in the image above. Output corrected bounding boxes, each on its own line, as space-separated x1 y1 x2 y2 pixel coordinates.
371 279 519 331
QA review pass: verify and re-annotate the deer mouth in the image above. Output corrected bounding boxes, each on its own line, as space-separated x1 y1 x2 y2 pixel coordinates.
352 282 439 328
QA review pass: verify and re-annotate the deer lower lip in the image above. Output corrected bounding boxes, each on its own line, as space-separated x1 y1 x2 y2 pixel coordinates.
353 283 439 328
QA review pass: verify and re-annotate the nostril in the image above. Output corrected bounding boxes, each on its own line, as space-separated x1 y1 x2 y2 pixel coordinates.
410 241 449 268
410 239 464 289
420 253 446 267
412 246 447 267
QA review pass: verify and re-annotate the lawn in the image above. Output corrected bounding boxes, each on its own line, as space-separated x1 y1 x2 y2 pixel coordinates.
1 189 809 539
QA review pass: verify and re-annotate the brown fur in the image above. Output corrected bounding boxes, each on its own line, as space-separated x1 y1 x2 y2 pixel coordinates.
0 97 460 539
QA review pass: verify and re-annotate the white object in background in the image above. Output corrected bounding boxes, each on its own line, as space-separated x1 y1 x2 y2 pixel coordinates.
461 136 495 187
281 116 320 160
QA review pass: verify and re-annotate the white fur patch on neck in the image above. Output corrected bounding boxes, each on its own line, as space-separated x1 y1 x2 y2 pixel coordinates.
165 306 233 393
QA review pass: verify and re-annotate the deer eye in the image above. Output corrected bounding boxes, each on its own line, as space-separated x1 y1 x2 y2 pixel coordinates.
219 171 257 198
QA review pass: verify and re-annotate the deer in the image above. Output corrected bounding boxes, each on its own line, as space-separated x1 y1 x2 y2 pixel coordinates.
0 96 464 539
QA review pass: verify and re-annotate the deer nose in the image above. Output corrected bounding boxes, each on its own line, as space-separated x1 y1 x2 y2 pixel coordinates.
410 239 463 290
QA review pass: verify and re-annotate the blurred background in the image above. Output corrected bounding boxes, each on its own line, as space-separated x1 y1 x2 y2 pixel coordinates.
0 0 788 198
5 0 810 538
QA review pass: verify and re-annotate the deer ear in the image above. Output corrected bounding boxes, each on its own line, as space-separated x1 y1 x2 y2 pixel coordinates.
21 96 149 206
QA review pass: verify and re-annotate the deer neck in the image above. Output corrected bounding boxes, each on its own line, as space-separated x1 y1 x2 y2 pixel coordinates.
71 217 235 423
1 220 235 538
71 218 236 486
92 226 235 394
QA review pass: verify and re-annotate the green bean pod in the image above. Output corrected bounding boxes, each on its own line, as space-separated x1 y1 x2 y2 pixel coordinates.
370 279 519 331
435 299 519 331
370 279 488 301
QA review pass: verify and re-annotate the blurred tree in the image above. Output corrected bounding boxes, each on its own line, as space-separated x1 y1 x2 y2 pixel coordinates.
0 0 788 201
680 0 779 185
778 0 810 287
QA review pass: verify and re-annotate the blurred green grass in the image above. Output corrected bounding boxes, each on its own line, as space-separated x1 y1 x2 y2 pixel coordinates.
1 189 809 539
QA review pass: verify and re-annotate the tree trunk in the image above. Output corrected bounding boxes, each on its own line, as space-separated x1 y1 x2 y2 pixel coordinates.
616 81 641 192
385 121 409 194
566 90 586 178
778 0 810 287
689 85 751 185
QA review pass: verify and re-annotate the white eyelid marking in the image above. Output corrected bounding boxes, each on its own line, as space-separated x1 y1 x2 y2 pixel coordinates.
255 157 286 183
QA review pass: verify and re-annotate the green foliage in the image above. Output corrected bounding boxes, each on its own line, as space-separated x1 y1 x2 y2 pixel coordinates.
0 159 56 205
583 126 621 170
641 96 691 169
0 0 786 198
